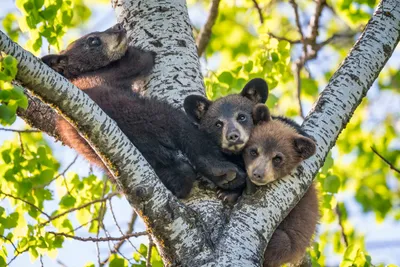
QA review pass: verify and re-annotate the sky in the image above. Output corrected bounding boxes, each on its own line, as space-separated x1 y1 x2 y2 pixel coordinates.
1 1 400 266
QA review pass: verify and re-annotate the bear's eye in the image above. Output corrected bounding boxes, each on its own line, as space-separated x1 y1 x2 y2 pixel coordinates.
272 155 283 166
237 114 247 122
249 148 258 157
87 37 102 47
215 121 223 128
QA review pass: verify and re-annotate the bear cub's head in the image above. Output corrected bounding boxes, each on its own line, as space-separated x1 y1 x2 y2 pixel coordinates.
42 24 133 78
184 78 268 154
243 104 316 186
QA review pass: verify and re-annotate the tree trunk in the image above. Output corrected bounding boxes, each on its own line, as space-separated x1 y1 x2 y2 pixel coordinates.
0 0 399 266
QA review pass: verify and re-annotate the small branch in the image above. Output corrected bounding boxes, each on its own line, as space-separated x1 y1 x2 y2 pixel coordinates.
0 127 40 133
294 62 304 119
316 32 357 49
146 237 154 267
40 192 119 227
48 231 148 242
289 0 307 57
56 260 69 267
267 32 301 44
0 191 51 219
307 0 326 45
335 205 349 247
37 154 78 189
252 0 264 24
196 0 221 56
1 235 29 266
100 210 138 266
371 147 400 174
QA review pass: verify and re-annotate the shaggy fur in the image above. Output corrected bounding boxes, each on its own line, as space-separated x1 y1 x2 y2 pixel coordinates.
244 104 319 267
42 24 245 198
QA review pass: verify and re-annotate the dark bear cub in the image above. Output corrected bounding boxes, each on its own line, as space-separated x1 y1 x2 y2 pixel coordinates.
42 24 245 198
184 78 268 201
243 104 319 267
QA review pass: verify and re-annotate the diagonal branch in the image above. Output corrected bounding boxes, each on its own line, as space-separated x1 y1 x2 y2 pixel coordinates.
0 27 209 264
371 146 400 174
252 0 264 24
214 0 400 265
196 0 221 57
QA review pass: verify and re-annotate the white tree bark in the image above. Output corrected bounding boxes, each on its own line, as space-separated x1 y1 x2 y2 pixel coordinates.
1 0 399 266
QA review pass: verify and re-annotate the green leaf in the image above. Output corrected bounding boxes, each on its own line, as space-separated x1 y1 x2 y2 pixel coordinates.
59 195 76 208
34 0 45 9
109 255 126 267
218 72 234 85
324 175 340 193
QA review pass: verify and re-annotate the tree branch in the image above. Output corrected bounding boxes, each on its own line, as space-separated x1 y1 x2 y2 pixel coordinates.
252 0 264 24
371 146 400 174
1 0 213 264
196 0 221 57
48 231 147 242
214 1 400 264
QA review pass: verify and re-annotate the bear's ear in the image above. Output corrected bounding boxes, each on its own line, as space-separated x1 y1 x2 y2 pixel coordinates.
252 104 271 125
41 54 69 75
293 135 316 160
184 95 212 123
240 78 268 104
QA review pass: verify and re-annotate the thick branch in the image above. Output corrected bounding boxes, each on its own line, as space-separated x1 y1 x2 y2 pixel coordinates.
214 1 400 265
196 0 221 57
113 0 206 107
0 29 209 265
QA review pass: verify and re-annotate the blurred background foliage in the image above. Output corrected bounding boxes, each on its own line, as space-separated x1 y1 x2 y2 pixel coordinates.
0 0 399 266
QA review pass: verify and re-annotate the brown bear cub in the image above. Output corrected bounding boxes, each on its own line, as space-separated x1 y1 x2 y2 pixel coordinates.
244 104 319 267
42 24 245 198
184 78 268 201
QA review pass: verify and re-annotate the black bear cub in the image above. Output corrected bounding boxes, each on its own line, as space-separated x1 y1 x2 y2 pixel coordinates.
244 104 319 267
184 78 268 201
42 24 245 198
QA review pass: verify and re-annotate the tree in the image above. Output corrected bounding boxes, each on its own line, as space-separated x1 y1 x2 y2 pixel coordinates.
0 0 399 266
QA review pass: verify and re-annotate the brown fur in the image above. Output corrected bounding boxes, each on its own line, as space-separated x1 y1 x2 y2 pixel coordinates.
243 105 319 267
43 25 246 198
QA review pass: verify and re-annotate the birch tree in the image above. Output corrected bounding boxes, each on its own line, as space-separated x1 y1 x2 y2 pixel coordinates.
0 0 399 266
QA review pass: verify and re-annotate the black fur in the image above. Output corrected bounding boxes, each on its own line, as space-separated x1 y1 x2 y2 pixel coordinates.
44 24 245 198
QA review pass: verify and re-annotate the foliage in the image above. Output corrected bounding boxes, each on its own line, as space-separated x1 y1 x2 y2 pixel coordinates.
0 55 28 126
1 0 400 266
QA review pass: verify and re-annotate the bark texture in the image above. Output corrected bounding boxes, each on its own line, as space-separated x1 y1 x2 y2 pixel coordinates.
113 0 205 106
0 0 399 266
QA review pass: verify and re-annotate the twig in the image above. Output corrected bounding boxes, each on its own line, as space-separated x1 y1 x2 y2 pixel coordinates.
371 147 400 174
335 205 349 247
48 231 148 242
317 32 357 49
0 127 40 133
294 62 304 119
0 191 51 219
56 260 69 267
1 235 29 266
146 237 154 267
38 154 78 189
17 132 24 155
100 210 139 266
40 192 119 227
289 0 307 57
252 0 264 24
307 0 326 45
196 0 221 56
267 32 301 44
40 255 44 267
97 180 108 267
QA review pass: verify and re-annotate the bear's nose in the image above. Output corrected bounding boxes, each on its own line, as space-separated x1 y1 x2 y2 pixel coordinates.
227 131 240 142
252 169 263 180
